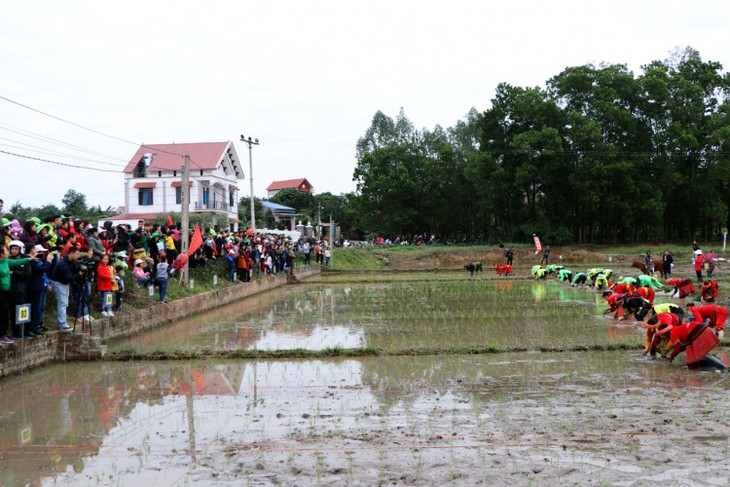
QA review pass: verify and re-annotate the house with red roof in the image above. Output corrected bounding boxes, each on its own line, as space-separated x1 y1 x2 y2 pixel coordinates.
105 141 243 229
266 178 313 198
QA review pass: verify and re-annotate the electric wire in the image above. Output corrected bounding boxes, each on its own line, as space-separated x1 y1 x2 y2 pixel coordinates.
0 149 121 173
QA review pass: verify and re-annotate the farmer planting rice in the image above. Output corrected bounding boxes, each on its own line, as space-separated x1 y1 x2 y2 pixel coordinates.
685 301 727 340
647 312 727 371
635 285 656 304
571 272 588 287
651 302 685 323
617 296 652 322
666 277 695 299
602 291 625 319
637 273 663 290
611 280 636 296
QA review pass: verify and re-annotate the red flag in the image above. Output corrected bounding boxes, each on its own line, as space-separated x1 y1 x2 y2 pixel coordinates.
533 235 542 255
167 214 174 227
188 223 203 256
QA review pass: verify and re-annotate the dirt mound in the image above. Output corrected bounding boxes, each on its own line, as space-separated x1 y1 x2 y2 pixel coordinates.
377 247 632 271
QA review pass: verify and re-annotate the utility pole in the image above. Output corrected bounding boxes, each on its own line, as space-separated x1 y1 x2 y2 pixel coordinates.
329 213 334 268
181 155 191 286
318 205 322 239
240 135 259 233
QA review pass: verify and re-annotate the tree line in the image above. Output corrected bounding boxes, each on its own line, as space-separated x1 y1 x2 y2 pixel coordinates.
350 47 730 245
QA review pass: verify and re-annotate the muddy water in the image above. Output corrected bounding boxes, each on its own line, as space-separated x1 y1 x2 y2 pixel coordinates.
1 352 728 486
111 280 658 353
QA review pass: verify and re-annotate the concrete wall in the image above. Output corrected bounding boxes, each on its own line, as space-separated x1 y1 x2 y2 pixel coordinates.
0 267 320 379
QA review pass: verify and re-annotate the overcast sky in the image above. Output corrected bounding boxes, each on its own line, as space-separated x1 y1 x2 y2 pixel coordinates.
1 0 729 212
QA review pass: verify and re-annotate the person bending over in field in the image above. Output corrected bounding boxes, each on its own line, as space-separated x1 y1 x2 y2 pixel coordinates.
685 301 727 340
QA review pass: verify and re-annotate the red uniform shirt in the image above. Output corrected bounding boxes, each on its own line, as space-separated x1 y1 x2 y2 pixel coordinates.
689 304 728 331
636 286 655 304
612 283 636 296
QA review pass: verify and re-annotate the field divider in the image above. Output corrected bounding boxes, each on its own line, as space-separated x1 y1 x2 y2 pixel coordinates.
94 341 721 362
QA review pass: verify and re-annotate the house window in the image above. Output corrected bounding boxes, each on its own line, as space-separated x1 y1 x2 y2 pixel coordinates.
200 170 204 176
203 187 209 205
158 171 162 177
229 190 235 207
175 187 182 204
173 170 177 177
138 188 154 206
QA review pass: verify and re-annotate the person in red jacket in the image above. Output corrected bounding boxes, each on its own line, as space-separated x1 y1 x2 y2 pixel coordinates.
602 291 625 319
693 250 705 282
643 312 681 356
666 277 695 299
701 280 720 303
649 313 726 370
686 301 727 340
611 282 636 297
635 286 655 304
96 253 115 317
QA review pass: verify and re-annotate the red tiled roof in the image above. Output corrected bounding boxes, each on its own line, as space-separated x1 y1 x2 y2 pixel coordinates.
266 178 312 191
123 141 235 173
133 182 157 188
170 181 193 188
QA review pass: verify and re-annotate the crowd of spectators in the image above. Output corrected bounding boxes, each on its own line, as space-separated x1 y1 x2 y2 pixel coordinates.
0 198 332 346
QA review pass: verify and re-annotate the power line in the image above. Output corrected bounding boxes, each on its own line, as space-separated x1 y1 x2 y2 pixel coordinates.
0 149 122 173
0 138 126 166
0 94 143 147
0 122 126 166
0 94 207 170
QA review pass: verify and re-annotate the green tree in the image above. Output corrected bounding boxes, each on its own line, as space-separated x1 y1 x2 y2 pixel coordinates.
61 189 88 217
270 188 314 213
239 196 264 229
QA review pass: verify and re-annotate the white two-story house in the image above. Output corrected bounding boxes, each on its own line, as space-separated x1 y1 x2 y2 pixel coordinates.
111 141 243 230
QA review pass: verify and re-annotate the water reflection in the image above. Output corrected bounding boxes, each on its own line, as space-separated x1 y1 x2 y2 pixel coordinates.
0 352 727 486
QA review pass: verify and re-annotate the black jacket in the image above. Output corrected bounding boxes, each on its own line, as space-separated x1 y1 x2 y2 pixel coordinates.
52 256 83 285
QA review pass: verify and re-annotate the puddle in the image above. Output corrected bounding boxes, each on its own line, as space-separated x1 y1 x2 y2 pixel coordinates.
1 351 729 486
111 280 648 353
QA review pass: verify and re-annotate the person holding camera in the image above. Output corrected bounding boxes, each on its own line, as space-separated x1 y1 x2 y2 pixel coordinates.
51 246 84 330
73 247 96 324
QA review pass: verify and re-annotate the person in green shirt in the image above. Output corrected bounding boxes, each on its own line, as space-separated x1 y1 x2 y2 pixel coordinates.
0 245 33 344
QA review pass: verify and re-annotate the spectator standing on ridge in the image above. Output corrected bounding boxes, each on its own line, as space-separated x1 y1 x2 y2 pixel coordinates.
51 247 84 331
505 247 514 266
662 250 673 278
540 245 551 266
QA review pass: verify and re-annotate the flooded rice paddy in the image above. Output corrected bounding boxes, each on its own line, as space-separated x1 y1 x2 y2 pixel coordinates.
110 279 651 354
1 353 729 486
2 276 727 486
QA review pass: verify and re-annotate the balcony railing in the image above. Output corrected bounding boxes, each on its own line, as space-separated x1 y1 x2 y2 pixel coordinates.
194 201 229 211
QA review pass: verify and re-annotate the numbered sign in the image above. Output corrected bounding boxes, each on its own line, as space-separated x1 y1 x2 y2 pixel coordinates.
147 284 155 298
189 278 195 289
103 292 114 307
213 275 218 286
18 425 32 445
15 304 31 325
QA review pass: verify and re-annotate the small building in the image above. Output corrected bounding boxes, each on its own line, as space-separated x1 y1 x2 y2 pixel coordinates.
260 201 297 230
109 141 243 229
266 178 313 199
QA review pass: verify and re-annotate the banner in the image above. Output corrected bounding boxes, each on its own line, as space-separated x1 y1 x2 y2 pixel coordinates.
533 234 542 255
188 223 203 256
